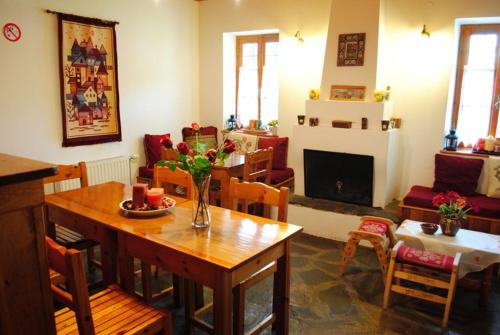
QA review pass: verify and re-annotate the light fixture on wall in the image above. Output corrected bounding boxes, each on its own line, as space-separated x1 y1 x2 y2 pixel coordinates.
294 30 304 43
421 24 431 38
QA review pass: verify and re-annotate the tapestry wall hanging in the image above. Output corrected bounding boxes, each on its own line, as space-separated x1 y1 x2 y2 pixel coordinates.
58 13 121 146
337 33 365 66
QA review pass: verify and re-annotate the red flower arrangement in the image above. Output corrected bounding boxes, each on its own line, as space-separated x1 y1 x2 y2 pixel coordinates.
432 191 479 220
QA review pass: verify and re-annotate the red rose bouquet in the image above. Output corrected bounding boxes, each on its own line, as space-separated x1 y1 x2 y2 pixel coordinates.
432 191 478 220
156 123 235 227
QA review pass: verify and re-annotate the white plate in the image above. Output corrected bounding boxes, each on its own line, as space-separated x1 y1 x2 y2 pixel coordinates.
119 197 176 217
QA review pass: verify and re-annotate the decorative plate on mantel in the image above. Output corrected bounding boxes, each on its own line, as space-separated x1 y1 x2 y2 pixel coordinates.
119 197 176 217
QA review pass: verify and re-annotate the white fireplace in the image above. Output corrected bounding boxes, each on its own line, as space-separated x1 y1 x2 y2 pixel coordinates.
291 100 401 208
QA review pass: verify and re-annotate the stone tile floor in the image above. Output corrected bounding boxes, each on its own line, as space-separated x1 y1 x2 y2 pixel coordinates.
86 232 499 334
142 233 499 335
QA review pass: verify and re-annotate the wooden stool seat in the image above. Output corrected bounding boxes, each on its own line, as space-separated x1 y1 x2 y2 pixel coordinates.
383 241 461 328
397 244 455 273
339 216 395 278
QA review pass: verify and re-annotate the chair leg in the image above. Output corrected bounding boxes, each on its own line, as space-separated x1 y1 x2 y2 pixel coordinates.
161 312 173 335
443 272 458 328
339 237 358 276
383 255 397 309
233 283 245 335
87 247 95 272
372 241 388 280
141 261 153 305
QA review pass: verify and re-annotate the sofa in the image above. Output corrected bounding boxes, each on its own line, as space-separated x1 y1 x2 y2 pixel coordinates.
400 153 500 234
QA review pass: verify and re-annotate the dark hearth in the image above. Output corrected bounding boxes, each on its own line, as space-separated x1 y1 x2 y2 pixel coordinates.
304 149 373 206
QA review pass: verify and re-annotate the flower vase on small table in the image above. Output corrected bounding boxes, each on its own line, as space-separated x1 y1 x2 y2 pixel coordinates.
432 191 478 237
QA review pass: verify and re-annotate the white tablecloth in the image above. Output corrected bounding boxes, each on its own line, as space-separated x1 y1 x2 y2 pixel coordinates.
396 220 500 278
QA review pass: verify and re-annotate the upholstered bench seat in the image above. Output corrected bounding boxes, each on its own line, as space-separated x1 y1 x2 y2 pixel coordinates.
397 244 455 273
138 166 154 179
270 168 294 186
403 185 500 220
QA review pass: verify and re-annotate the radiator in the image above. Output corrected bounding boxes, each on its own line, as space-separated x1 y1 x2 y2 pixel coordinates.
46 156 132 193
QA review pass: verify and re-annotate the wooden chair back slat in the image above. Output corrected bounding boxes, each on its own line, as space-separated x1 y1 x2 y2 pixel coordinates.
228 177 288 222
243 148 273 185
43 162 89 187
153 165 193 199
161 148 180 161
45 237 94 335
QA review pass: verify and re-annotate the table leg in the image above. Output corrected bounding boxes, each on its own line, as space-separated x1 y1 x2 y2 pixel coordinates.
213 270 232 335
273 240 290 334
118 233 134 294
480 265 494 306
98 227 117 286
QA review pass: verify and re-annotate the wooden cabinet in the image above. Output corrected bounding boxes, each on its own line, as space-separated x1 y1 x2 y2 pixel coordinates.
0 153 57 335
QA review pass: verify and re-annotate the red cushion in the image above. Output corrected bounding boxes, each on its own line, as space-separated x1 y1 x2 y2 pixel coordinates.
358 220 388 236
258 137 289 169
397 244 454 273
270 168 294 185
138 166 153 179
182 126 218 145
432 154 484 195
403 185 500 219
144 133 169 169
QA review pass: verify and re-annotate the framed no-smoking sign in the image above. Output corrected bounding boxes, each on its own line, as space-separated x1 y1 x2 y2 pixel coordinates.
3 23 22 42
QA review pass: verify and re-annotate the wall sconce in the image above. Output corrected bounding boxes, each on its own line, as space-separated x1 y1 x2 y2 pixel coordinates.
294 30 304 43
421 24 430 38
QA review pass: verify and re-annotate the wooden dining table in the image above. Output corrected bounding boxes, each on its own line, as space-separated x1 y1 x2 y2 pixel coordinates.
44 181 302 334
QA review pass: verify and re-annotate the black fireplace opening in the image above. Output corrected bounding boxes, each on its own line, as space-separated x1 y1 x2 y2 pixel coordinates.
304 149 374 206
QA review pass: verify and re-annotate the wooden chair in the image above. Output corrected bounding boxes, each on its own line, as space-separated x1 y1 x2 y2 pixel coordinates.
154 165 193 199
229 177 288 335
339 216 395 280
140 165 194 305
46 237 172 335
383 240 461 328
43 162 100 274
243 147 273 184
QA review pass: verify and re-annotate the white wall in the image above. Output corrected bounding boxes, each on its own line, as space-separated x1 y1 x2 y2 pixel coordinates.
320 0 381 98
382 0 500 198
198 0 332 139
0 0 199 169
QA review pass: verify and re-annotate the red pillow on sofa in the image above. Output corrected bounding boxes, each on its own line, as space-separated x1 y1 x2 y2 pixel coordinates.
258 137 289 170
432 154 483 195
144 133 170 169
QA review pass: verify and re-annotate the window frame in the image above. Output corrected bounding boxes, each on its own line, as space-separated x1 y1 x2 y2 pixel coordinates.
451 24 500 139
235 33 279 121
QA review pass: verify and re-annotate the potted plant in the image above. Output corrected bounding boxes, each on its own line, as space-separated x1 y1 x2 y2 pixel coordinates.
432 191 478 236
268 119 279 136
156 123 235 228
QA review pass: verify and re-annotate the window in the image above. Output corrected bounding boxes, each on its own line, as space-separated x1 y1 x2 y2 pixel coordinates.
236 34 279 127
452 24 500 145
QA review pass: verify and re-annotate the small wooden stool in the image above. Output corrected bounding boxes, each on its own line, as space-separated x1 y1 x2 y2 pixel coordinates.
339 216 396 278
383 241 461 328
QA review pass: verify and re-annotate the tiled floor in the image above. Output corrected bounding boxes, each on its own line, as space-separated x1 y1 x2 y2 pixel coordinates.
147 233 499 335
87 232 499 334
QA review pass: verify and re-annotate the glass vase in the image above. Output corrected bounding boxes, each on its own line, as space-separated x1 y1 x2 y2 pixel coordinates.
439 216 461 236
192 175 211 228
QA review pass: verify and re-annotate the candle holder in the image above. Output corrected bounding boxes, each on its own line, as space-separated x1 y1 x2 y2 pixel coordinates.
309 117 319 127
297 115 305 125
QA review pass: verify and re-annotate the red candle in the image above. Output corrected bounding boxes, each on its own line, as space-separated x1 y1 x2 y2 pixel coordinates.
132 183 148 209
146 192 162 208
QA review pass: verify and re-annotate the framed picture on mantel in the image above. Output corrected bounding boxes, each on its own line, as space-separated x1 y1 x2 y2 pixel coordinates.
337 33 365 66
330 85 366 101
